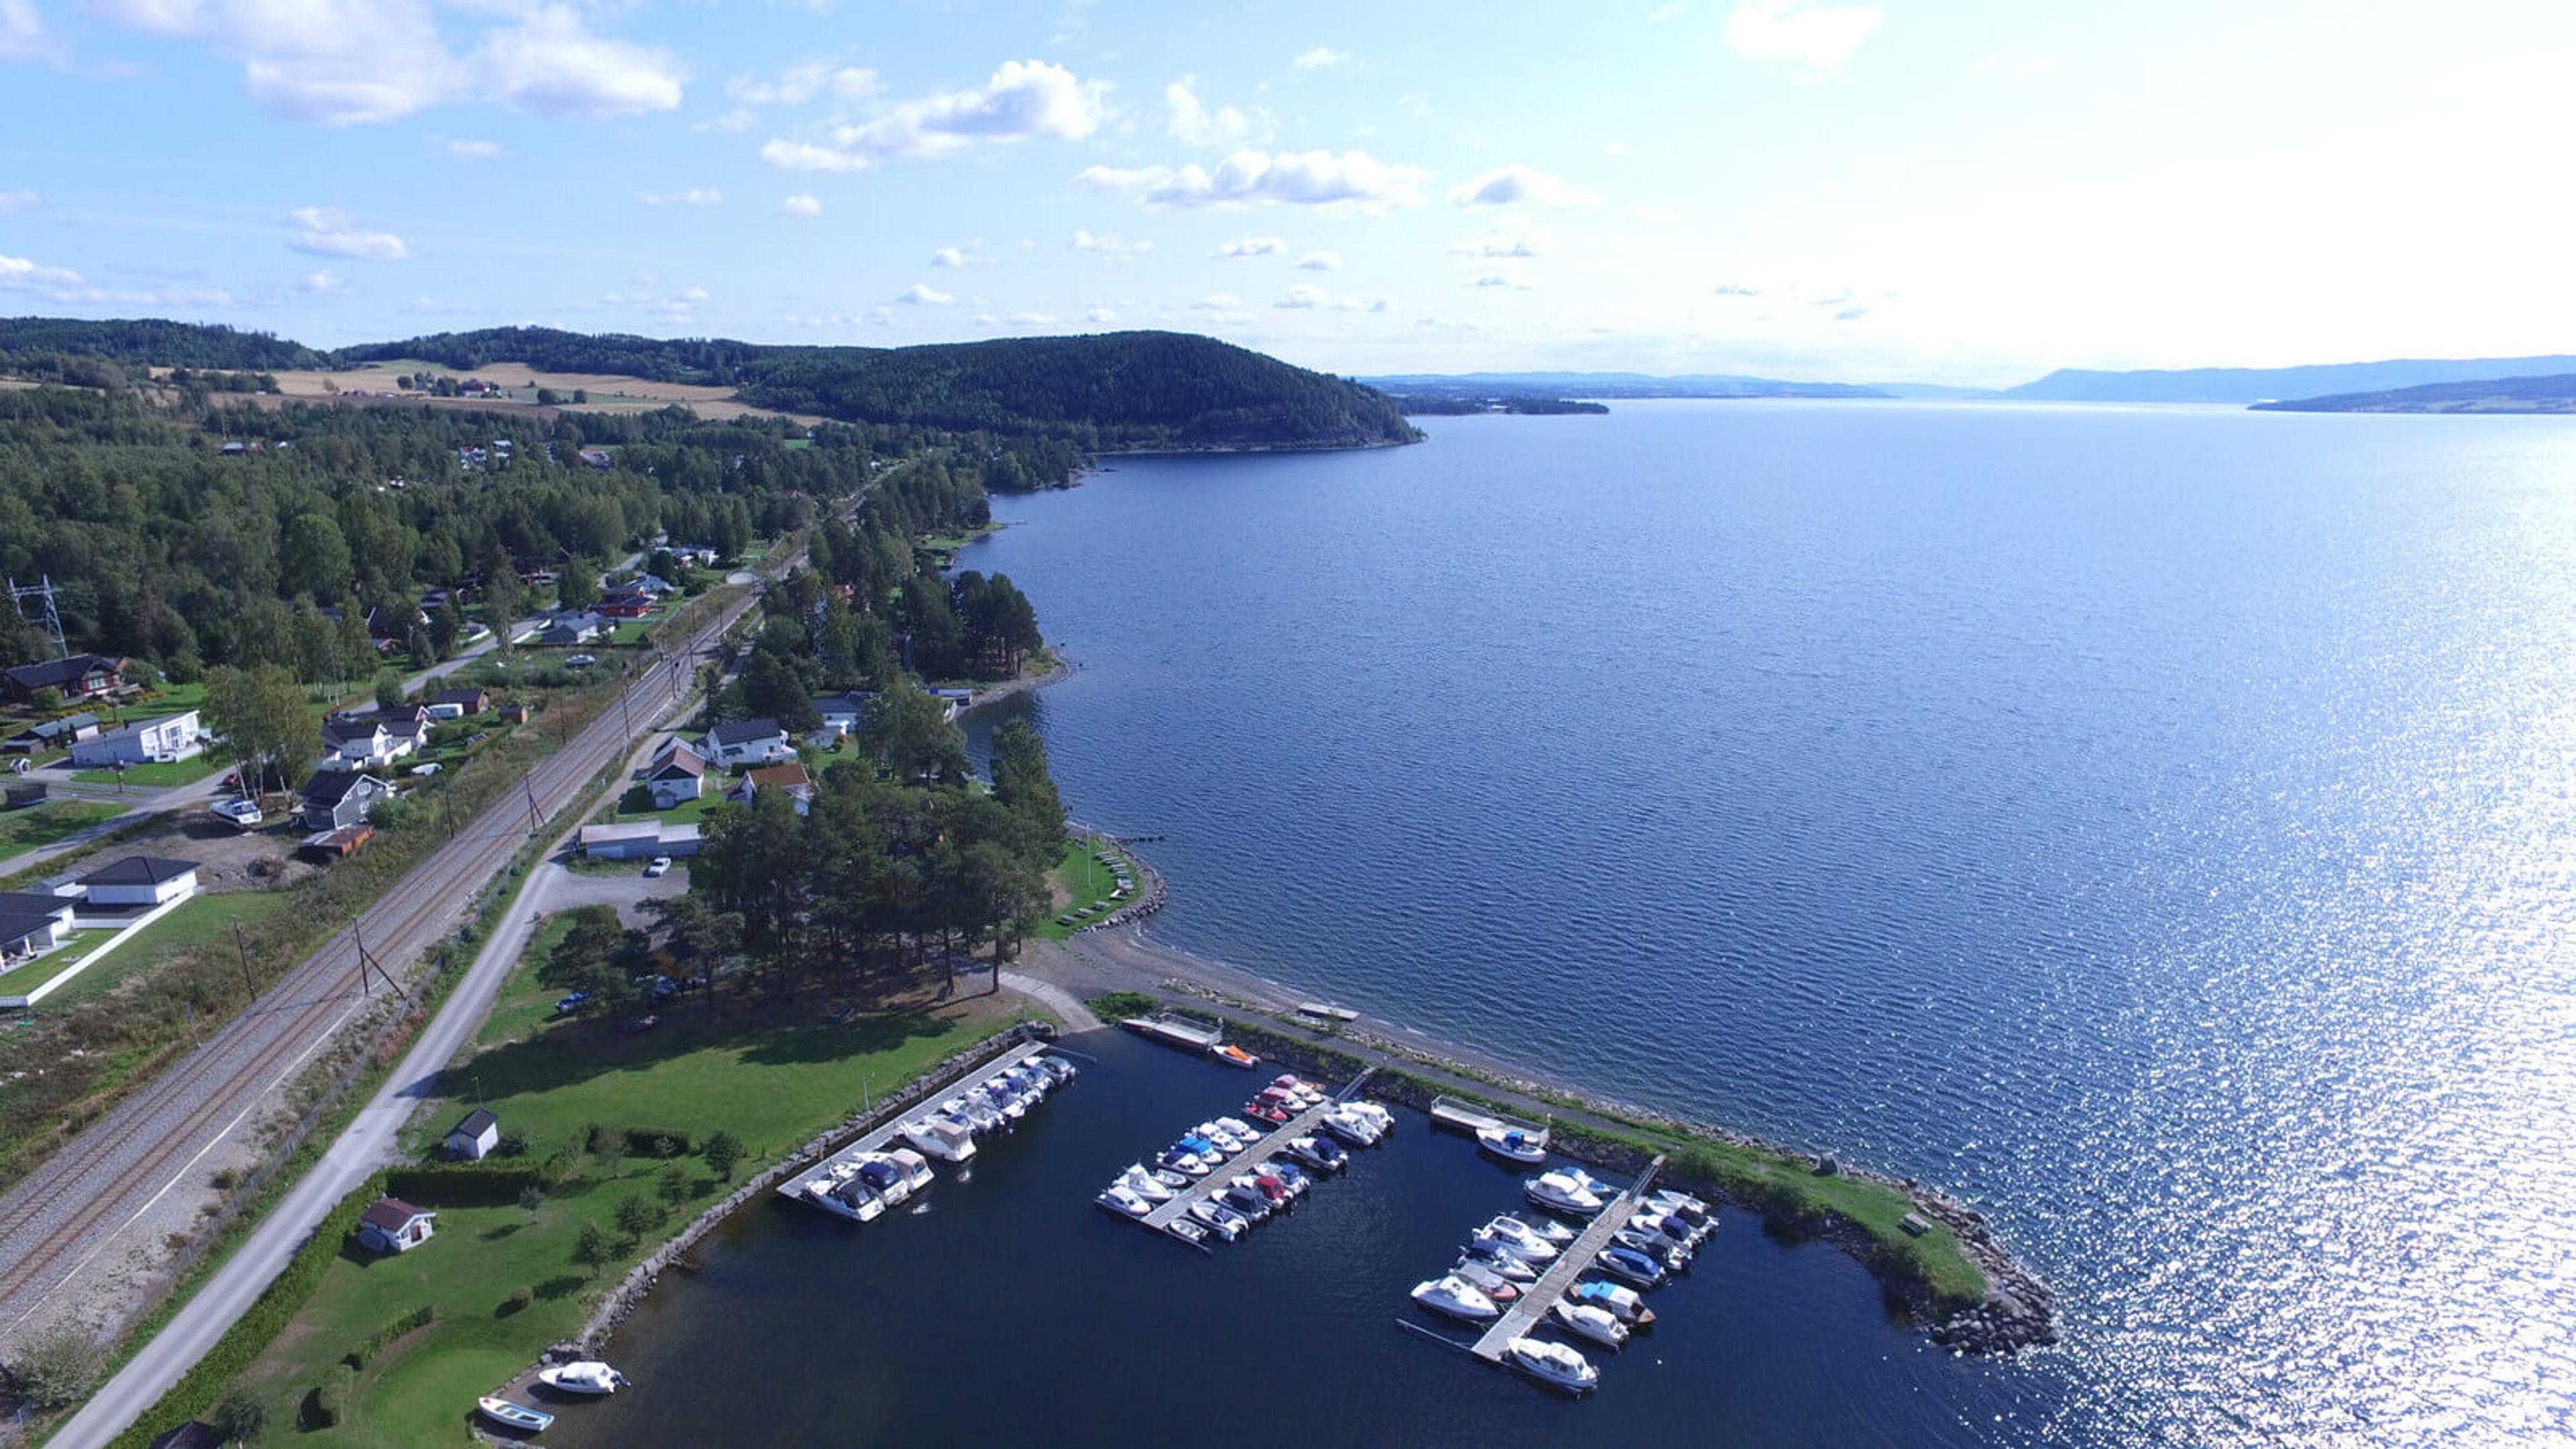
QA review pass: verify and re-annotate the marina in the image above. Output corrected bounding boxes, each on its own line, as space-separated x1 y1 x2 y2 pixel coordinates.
1470 1156 1668 1366
1120 1009 1226 1055
1427 1095 1551 1163
1136 1069 1377 1238
775 1039 1067 1210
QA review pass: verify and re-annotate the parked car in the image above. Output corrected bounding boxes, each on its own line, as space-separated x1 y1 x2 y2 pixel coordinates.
566 653 598 667
645 855 672 877
407 761 441 777
555 991 591 1014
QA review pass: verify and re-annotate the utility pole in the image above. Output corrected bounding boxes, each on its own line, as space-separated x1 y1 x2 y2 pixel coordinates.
523 777 542 837
232 920 258 1002
5 575 68 659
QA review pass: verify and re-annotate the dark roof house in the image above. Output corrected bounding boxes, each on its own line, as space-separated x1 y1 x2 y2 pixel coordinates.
1 654 127 704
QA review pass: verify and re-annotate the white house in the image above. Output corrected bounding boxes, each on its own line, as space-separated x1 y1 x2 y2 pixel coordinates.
76 855 201 908
446 1108 500 1161
645 740 707 808
702 718 794 767
301 769 397 832
0 892 78 968
67 710 203 767
812 692 875 741
732 761 814 816
356 1197 436 1254
319 719 421 769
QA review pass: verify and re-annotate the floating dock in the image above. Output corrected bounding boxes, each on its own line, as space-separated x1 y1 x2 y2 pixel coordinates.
777 1040 1057 1207
1138 1069 1377 1238
1295 1002 1359 1024
1428 1095 1550 1153
1121 1010 1225 1053
1469 1155 1667 1364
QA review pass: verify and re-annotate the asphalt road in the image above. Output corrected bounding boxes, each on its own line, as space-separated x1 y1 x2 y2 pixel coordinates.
0 586 761 1413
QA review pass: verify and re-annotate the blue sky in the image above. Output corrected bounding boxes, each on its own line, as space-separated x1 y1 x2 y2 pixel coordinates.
2 0 2571 384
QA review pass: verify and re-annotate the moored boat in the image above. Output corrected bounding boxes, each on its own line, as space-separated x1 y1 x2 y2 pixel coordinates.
902 1114 977 1164
1595 1244 1667 1288
1503 1337 1599 1395
1482 1216 1559 1260
1478 1125 1549 1165
1524 1171 1605 1217
1097 1185 1152 1218
1568 1279 1656 1326
476 1397 555 1432
1411 1274 1502 1323
1550 1299 1631 1350
537 1360 628 1395
1449 1260 1524 1303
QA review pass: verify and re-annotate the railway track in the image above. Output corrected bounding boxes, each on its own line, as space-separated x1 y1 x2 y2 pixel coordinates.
0 594 752 1347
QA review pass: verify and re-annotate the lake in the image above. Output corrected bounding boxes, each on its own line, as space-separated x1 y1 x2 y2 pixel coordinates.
600 402 2576 1445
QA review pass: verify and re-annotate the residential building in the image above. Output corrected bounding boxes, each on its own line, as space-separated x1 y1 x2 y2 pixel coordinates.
3 711 101 754
68 710 203 767
733 761 814 816
812 692 875 741
0 891 77 967
77 855 200 908
597 591 653 620
355 1197 436 1254
431 687 490 717
702 718 794 767
645 739 707 808
319 718 421 769
301 769 395 832
577 820 702 859
446 1108 500 1161
1 654 128 706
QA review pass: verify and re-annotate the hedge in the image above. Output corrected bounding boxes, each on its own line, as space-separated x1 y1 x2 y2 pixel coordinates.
343 1303 435 1369
584 1124 693 1158
99 1172 388 1449
383 1164 545 1207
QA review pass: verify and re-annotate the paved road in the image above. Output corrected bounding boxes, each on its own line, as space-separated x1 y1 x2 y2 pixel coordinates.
43 785 689 1448
997 970 1104 1033
0 584 766 1377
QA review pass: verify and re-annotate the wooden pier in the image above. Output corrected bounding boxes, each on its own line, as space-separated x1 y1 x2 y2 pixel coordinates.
1140 1069 1377 1238
1469 1155 1666 1363
1427 1095 1550 1153
776 1040 1055 1205
1120 1010 1224 1055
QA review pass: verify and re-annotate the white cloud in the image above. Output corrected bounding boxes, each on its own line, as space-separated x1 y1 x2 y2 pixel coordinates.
0 189 36 211
1213 235 1287 259
1471 268 1535 289
1278 284 1327 309
777 193 822 217
930 246 966 267
730 60 878 107
444 138 499 159
1071 228 1150 260
0 251 234 308
1074 148 1427 210
638 187 722 206
299 268 352 295
1448 164 1601 208
1450 227 1552 258
1290 46 1346 72
1711 283 1760 296
288 206 409 261
1648 1 1686 21
1085 306 1117 324
763 59 1104 172
697 107 756 134
478 7 685 119
1 0 63 66
894 282 953 305
0 252 85 296
1191 292 1240 309
600 282 709 323
1293 250 1340 270
1005 311 1057 325
1279 284 1386 311
1726 0 1882 81
1167 76 1263 148
83 0 682 124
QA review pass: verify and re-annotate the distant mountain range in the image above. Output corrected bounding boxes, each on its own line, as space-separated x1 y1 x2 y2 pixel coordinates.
1359 371 1890 400
1996 356 2576 404
2249 373 2576 415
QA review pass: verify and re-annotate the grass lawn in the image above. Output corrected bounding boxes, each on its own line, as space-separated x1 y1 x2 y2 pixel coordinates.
235 916 1022 1448
1032 837 1137 941
127 681 211 716
610 786 719 828
0 930 118 1001
605 614 662 647
71 755 225 788
0 800 123 855
40 890 294 1008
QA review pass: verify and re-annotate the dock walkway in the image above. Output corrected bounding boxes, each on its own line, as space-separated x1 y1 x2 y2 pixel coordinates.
1470 1155 1666 1362
777 1040 1053 1204
1428 1095 1550 1152
1140 1069 1375 1237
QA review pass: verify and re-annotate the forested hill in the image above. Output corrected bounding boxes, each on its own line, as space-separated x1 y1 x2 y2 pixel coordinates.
2248 373 2576 414
1 319 1419 452
2002 354 2576 403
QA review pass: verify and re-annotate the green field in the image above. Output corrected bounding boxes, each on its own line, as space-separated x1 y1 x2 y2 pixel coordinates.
231 916 1024 1447
40 891 295 1008
1032 837 1137 941
72 755 224 788
0 800 123 855
0 930 117 1002
611 786 720 828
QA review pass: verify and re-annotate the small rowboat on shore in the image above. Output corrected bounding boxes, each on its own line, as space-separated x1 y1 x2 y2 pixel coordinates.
1211 1043 1261 1069
476 1396 555 1432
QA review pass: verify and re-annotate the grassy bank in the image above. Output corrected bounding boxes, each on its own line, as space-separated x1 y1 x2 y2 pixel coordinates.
221 929 1020 1448
1034 838 1136 941
0 800 123 856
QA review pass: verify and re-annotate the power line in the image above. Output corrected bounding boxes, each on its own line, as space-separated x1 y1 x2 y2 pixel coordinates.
5 575 68 659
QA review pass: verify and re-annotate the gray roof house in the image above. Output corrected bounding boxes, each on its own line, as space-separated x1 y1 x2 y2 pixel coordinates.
301 769 396 833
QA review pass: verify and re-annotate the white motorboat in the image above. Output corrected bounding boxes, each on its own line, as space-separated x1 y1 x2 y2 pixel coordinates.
1191 1200 1248 1240
1482 1216 1560 1260
1568 1279 1656 1326
476 1397 555 1432
1222 1177 1275 1220
1411 1275 1502 1323
1150 1165 1191 1191
902 1115 977 1164
1036 1054 1078 1085
1251 1161 1309 1197
1283 1136 1345 1173
809 1173 883 1223
1594 1245 1668 1289
1614 1226 1688 1269
1448 1260 1523 1303
1320 1109 1383 1146
537 1360 629 1395
1650 1188 1710 1218
848 1152 924 1208
1565 1167 1619 1198
1342 1101 1395 1134
1214 1116 1265 1146
1632 1209 1708 1249
1550 1300 1631 1350
1097 1185 1153 1218
981 1080 1028 1122
1169 1218 1210 1246
1460 1242 1539 1282
1503 1337 1599 1395
1191 1123 1244 1155
886 1148 935 1193
1119 1165 1177 1202
946 1094 1002 1135
1478 1124 1549 1165
1158 1146 1212 1177
1516 1213 1577 1245
1525 1171 1605 1217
